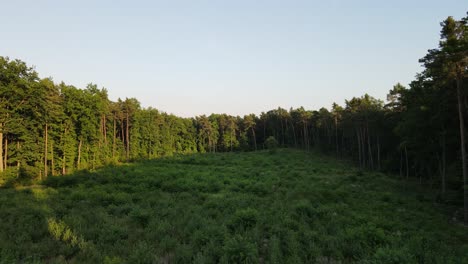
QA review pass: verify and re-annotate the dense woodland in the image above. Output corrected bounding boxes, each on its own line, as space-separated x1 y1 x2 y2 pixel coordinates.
0 15 467 223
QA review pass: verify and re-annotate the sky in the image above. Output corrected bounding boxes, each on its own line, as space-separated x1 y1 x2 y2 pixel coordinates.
0 1 466 117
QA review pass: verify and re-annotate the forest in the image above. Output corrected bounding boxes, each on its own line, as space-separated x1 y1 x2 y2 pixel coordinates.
0 13 467 263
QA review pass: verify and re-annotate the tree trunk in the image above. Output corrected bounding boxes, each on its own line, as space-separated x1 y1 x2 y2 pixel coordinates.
51 141 55 176
400 150 403 178
280 119 284 146
208 135 212 153
442 141 446 196
361 127 367 168
230 126 233 152
439 132 447 197
356 128 362 168
4 135 7 170
62 128 67 175
405 145 409 179
77 139 82 169
377 135 381 170
0 123 3 172
120 117 124 143
341 130 345 157
62 152 66 175
44 123 48 177
252 127 257 151
358 127 365 168
366 123 373 170
291 122 297 148
303 122 308 151
335 116 339 157
126 111 130 160
17 141 20 169
148 141 151 159
456 77 468 225
113 114 116 158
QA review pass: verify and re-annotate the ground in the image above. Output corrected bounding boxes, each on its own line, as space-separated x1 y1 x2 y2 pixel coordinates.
0 149 467 263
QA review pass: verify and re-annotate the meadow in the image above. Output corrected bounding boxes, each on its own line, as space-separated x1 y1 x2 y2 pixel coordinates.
0 149 467 263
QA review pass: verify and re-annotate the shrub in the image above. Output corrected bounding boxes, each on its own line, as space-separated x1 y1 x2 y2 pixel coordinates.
228 208 259 232
222 235 258 263
264 136 278 152
369 247 413 264
293 199 316 219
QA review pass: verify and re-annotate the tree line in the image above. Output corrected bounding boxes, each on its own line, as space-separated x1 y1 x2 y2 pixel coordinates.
1 14 467 223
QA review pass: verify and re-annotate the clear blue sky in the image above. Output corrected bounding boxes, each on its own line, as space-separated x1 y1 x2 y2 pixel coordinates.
1 1 466 117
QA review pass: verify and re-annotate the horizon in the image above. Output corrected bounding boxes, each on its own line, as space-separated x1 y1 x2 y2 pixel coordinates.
1 0 466 117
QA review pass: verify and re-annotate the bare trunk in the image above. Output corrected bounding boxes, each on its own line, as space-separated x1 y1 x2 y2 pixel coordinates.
126 111 130 160
4 135 7 170
366 123 373 170
303 122 308 151
335 116 339 157
442 143 446 196
17 141 20 168
303 123 306 149
62 152 66 175
148 141 151 159
440 132 447 197
44 123 48 177
62 128 66 175
400 150 403 178
291 122 297 148
341 130 345 157
405 145 409 179
377 136 381 170
51 141 55 176
359 127 366 168
252 127 257 151
456 77 468 225
285 118 289 146
356 128 362 168
280 119 284 146
208 135 212 153
120 117 124 144
113 114 116 158
361 128 370 168
77 139 82 169
0 124 3 172
230 127 233 152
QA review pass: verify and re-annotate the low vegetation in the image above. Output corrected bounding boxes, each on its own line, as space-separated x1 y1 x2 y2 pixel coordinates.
1 149 466 263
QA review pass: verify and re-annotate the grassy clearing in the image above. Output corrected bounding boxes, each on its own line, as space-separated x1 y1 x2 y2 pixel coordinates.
0 149 467 263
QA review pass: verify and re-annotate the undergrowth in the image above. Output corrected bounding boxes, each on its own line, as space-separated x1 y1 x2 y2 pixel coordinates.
0 149 466 263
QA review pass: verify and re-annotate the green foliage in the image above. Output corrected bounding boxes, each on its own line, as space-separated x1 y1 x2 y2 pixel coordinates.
222 235 258 263
228 208 259 232
264 136 278 152
0 13 468 262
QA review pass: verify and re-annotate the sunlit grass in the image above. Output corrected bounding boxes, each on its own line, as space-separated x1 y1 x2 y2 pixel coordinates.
0 149 467 263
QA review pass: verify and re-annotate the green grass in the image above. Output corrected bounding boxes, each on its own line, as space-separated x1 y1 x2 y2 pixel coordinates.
0 149 467 263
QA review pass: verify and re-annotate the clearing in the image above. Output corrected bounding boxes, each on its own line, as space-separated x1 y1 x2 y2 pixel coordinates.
0 149 467 263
